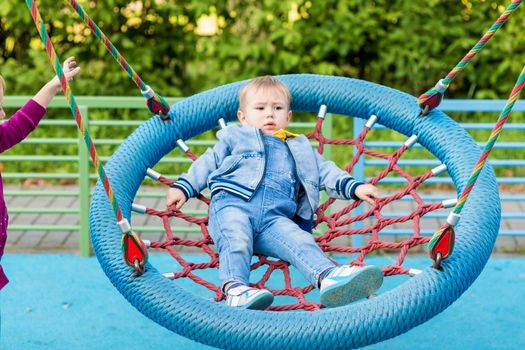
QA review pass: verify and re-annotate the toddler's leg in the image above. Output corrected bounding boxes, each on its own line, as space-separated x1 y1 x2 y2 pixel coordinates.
208 202 273 310
256 217 383 307
208 205 254 288
255 217 335 287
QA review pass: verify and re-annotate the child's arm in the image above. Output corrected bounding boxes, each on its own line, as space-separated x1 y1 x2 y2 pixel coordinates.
0 57 80 153
166 128 232 208
0 100 45 153
314 151 380 204
32 56 80 108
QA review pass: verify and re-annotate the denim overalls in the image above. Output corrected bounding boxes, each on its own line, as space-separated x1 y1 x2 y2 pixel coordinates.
208 135 335 289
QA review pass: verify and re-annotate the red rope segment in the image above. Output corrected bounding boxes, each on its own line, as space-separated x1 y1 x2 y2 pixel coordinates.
134 112 455 311
417 0 523 113
428 63 525 266
68 0 170 118
25 0 148 274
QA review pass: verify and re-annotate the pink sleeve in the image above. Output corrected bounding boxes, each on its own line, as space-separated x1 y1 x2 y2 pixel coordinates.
0 99 47 153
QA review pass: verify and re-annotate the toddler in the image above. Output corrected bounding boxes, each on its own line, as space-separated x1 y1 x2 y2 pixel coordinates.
167 76 383 309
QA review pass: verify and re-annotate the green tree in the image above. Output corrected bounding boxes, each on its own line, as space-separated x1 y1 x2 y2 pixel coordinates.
1 0 524 176
1 0 523 98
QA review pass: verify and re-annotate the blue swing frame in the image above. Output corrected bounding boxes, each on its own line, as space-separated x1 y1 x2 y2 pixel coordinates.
89 74 500 349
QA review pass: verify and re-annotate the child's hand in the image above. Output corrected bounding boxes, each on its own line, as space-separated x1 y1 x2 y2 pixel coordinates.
355 184 380 205
166 187 187 210
33 57 82 108
49 56 81 92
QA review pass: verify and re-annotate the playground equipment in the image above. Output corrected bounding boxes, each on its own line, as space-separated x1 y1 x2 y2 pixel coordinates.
25 0 523 348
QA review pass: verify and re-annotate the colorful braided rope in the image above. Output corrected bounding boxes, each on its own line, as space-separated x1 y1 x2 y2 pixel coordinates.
25 0 123 223
68 0 170 117
26 0 148 273
428 63 525 257
418 0 522 113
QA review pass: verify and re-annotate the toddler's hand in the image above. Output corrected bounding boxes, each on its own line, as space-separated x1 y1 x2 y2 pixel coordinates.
166 187 187 210
355 184 380 205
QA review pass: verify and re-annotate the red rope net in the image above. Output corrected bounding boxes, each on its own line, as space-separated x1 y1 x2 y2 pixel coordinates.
135 113 454 311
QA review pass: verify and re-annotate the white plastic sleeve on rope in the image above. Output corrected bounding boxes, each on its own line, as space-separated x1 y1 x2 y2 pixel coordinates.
431 164 448 175
435 79 449 93
365 114 378 129
118 219 132 234
442 198 458 209
142 239 151 248
404 135 418 148
218 118 227 129
408 268 422 276
317 104 327 119
177 139 190 153
446 212 461 226
162 272 176 279
131 203 147 214
146 168 162 180
140 85 154 99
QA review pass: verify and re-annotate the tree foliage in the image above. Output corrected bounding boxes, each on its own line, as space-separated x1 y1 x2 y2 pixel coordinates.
1 0 524 99
1 0 524 178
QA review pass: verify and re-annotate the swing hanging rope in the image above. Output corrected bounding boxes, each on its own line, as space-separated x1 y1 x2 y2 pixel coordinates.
417 0 524 266
25 0 148 274
67 0 170 119
428 63 525 266
418 0 523 114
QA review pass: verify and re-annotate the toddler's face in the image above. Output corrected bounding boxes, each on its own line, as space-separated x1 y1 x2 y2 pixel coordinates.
237 87 291 134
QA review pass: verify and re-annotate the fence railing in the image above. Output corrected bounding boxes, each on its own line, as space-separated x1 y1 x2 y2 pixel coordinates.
351 101 525 247
2 96 524 255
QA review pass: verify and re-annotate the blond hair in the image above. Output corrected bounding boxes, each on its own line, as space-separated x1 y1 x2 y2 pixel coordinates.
239 75 291 110
0 75 5 91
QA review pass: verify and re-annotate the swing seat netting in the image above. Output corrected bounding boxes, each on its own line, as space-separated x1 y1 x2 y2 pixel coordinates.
89 74 500 349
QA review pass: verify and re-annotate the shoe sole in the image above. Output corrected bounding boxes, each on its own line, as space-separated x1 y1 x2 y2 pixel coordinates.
320 266 383 308
244 292 274 310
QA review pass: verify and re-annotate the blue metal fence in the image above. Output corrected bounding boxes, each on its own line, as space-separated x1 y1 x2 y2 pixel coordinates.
354 99 525 237
1 96 524 255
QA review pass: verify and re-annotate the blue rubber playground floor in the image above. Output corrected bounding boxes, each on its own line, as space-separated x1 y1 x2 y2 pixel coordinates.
1 254 524 349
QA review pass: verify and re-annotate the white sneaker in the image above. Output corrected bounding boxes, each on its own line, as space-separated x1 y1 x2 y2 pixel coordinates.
226 285 274 310
320 265 383 308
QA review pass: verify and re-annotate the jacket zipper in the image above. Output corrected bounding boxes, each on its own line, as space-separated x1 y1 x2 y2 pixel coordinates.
286 138 315 215
252 129 267 197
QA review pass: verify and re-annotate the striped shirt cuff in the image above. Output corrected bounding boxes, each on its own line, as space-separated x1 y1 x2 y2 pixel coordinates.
345 180 364 201
337 177 364 201
170 178 195 200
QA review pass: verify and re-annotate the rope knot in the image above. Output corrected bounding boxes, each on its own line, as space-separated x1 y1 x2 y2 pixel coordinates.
146 96 170 120
142 85 170 119
428 222 456 270
121 230 148 275
418 79 449 115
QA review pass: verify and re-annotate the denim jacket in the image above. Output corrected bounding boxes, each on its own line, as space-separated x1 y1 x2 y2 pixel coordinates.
172 124 363 222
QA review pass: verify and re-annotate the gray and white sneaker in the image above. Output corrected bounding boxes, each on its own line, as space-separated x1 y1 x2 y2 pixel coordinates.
226 285 274 310
320 265 383 308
